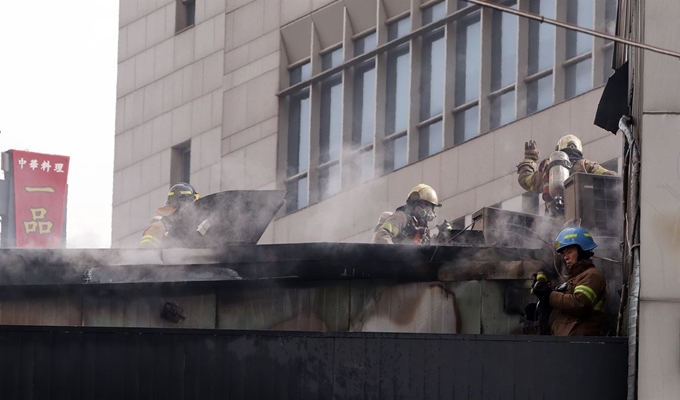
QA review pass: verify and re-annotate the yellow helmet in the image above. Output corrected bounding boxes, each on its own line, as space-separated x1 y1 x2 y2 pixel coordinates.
555 135 583 153
407 184 441 207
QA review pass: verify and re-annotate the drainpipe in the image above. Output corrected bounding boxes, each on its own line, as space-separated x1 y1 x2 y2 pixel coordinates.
619 116 640 400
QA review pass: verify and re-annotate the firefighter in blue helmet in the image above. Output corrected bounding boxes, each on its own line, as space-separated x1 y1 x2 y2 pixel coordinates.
532 226 607 336
140 183 200 248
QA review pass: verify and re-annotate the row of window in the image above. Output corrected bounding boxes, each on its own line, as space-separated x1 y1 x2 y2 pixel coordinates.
282 0 617 213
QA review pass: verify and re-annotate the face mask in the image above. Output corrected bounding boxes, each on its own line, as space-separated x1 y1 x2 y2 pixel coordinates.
414 205 436 221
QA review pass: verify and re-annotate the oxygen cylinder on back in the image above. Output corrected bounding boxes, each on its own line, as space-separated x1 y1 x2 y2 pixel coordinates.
548 151 571 213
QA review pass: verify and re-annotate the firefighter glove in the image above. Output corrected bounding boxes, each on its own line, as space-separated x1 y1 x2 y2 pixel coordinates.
524 140 539 161
532 280 553 302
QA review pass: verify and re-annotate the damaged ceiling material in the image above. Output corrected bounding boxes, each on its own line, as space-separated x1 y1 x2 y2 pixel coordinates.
166 190 286 248
0 181 623 289
0 180 624 337
0 243 553 287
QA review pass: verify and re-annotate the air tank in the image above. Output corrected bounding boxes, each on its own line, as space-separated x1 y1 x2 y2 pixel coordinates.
548 151 571 212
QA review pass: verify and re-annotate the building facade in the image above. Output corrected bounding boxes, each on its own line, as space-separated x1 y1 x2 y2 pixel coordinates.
113 0 622 247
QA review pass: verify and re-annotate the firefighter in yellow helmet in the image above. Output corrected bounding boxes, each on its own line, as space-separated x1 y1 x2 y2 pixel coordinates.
140 183 200 248
517 135 616 216
371 184 441 244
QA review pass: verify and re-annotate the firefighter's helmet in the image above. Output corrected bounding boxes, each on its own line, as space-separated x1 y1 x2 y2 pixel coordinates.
407 184 442 207
157 183 200 216
554 226 597 253
555 135 583 153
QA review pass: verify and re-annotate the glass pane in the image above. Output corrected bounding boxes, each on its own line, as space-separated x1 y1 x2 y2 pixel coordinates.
528 0 555 74
355 32 377 56
605 0 617 35
388 16 411 40
490 91 516 130
385 135 408 172
182 150 191 183
385 46 410 134
420 31 445 120
320 78 343 163
457 0 472 9
290 62 311 85
419 121 443 160
527 75 553 114
287 92 310 176
423 1 446 24
455 14 481 105
603 46 614 81
491 3 517 91
353 65 376 148
319 164 341 200
361 150 373 183
566 0 593 58
394 135 408 170
322 47 343 70
454 106 479 145
286 176 308 212
565 58 592 99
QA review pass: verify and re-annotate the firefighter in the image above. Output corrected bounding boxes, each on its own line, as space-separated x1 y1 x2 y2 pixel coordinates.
140 182 200 248
371 184 441 244
532 226 607 336
517 135 616 216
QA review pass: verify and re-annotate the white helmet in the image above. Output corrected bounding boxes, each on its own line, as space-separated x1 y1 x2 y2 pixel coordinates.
555 135 582 153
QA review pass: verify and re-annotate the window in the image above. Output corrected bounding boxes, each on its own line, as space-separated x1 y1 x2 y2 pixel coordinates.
453 11 481 145
285 63 311 212
527 0 555 114
489 1 518 130
565 0 594 99
351 33 377 184
277 0 614 214
384 16 411 172
171 143 191 184
602 0 618 80
175 0 196 33
318 47 344 200
418 2 446 160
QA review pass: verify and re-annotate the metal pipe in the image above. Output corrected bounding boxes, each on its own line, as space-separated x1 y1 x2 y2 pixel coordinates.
619 116 640 400
464 0 680 60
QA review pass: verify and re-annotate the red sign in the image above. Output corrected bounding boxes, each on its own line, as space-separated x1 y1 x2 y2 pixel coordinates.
12 150 70 248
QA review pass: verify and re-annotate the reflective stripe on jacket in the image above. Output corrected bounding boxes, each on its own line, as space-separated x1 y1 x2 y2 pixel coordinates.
548 260 607 336
371 209 429 245
517 158 616 197
140 217 167 248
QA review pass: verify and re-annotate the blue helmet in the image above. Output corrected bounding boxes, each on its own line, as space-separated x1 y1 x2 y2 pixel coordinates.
554 226 597 252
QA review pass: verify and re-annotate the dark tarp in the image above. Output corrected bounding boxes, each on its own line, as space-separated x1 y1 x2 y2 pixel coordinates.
594 61 630 134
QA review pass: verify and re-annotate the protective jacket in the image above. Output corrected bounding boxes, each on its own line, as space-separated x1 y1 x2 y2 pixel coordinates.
371 206 430 244
517 157 615 214
140 216 172 248
548 260 606 336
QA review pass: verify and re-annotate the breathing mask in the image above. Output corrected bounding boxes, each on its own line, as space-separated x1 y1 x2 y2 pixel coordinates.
413 203 436 222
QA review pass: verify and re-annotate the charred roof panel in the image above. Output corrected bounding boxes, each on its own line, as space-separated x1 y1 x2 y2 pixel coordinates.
0 326 627 400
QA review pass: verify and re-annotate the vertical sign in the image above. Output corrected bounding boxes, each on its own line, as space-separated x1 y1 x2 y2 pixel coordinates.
12 150 70 248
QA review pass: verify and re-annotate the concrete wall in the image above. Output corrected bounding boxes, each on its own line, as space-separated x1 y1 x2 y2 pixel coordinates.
114 0 229 247
112 0 622 248
637 1 680 398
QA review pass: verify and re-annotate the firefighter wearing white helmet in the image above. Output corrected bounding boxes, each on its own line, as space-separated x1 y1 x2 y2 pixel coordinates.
140 182 200 248
371 184 442 244
516 135 616 217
